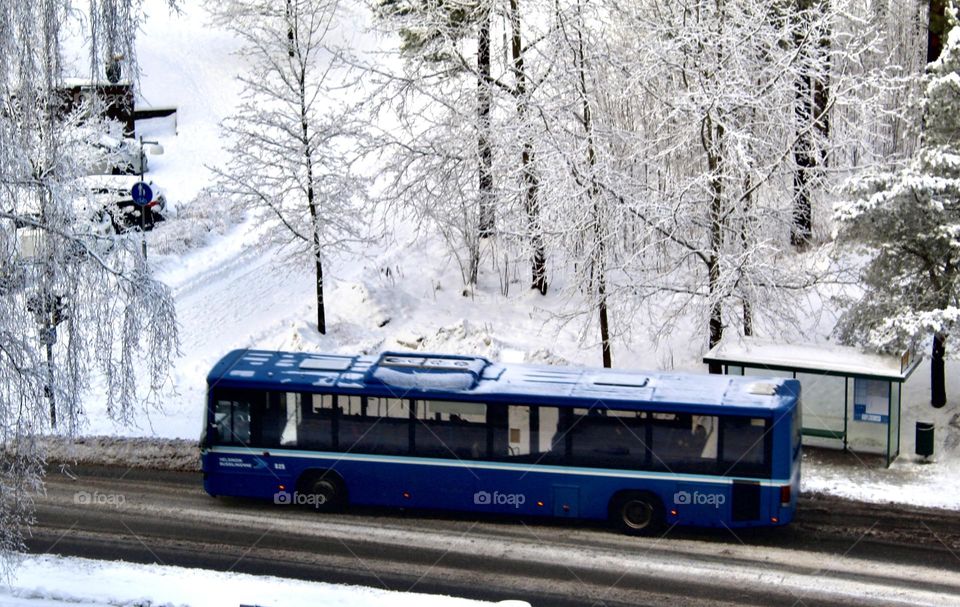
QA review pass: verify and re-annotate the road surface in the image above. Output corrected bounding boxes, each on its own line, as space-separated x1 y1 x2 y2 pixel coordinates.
26 465 960 607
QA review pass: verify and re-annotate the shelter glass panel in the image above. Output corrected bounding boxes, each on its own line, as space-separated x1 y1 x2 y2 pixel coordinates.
795 372 845 436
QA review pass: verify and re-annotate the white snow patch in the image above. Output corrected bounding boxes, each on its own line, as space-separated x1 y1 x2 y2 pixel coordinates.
2 555 513 607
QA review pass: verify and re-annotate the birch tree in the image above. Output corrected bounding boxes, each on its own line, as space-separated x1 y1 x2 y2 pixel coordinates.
212 0 365 334
566 0 898 362
0 0 178 572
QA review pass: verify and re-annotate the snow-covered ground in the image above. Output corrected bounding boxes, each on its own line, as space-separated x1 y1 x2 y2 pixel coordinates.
23 2 958 605
21 0 960 604
1 555 519 607
73 0 960 509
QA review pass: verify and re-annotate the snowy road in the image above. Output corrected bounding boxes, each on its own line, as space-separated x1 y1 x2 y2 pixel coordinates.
26 465 960 607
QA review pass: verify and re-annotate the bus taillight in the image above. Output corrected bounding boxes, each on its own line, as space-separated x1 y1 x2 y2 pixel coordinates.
780 485 791 505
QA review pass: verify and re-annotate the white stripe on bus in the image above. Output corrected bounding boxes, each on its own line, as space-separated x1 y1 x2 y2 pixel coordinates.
206 446 790 487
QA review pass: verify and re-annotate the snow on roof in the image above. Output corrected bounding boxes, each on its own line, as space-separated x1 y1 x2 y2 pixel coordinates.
703 337 917 381
207 349 799 414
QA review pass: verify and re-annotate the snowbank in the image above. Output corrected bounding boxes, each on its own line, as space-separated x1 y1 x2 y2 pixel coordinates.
3 554 519 607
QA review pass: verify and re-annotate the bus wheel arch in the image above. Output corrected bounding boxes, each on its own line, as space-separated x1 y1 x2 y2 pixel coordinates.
609 490 664 535
296 469 348 512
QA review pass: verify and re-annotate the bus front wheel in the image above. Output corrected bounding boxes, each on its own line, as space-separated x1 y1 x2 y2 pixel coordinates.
298 470 347 512
610 491 664 536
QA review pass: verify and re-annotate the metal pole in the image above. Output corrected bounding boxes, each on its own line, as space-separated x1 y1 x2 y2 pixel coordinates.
45 321 56 428
139 135 147 259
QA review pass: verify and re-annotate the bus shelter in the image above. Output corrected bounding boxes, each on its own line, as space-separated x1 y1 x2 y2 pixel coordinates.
703 338 918 466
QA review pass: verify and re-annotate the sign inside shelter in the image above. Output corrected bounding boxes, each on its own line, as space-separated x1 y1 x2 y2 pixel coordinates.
853 378 889 424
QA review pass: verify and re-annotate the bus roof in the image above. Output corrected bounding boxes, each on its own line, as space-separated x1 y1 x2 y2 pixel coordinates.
207 350 799 416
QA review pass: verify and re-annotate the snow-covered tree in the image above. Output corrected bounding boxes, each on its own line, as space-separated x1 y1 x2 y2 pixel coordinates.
0 0 178 573
370 0 550 294
212 0 366 334
835 3 960 408
375 0 498 286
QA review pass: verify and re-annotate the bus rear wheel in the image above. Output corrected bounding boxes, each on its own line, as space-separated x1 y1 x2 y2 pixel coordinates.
610 491 664 535
298 471 347 512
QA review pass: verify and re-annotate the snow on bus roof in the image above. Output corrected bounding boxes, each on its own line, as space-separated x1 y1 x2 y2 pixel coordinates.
703 336 917 381
208 349 797 412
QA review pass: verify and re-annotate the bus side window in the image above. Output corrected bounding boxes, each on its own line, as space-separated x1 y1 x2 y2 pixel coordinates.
368 397 409 418
299 393 334 449
215 397 250 445
649 412 716 473
341 397 410 455
258 392 287 447
535 407 561 461
341 394 362 416
565 408 649 469
280 392 300 446
693 415 718 460
507 406 531 459
720 417 769 477
214 399 232 443
414 400 486 459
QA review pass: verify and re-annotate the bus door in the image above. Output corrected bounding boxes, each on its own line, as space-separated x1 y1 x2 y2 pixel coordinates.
211 389 274 480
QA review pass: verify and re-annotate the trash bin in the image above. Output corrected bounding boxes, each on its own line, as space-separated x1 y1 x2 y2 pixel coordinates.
916 422 935 458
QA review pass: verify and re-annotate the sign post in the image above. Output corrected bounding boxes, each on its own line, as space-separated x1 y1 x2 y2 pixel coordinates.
130 180 152 259
132 136 163 259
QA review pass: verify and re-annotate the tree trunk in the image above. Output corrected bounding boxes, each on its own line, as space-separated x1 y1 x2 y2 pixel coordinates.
598 280 611 368
932 332 946 407
314 253 326 334
570 3 611 367
477 6 494 239
791 0 830 248
299 52 326 334
45 333 56 428
509 0 547 295
928 0 949 63
704 113 725 374
307 166 326 334
741 176 753 338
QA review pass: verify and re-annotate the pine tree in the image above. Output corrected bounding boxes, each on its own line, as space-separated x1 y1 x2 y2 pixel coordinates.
835 4 960 407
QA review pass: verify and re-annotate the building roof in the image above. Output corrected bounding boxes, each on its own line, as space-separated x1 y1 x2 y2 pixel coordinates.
207 349 799 416
703 337 918 382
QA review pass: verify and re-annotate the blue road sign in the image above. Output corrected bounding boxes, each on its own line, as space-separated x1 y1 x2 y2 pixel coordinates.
131 182 153 206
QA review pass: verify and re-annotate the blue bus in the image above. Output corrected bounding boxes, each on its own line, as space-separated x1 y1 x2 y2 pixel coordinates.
201 350 801 534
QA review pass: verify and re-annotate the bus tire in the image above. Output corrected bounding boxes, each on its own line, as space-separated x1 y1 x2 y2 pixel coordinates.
609 491 664 535
298 470 347 512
